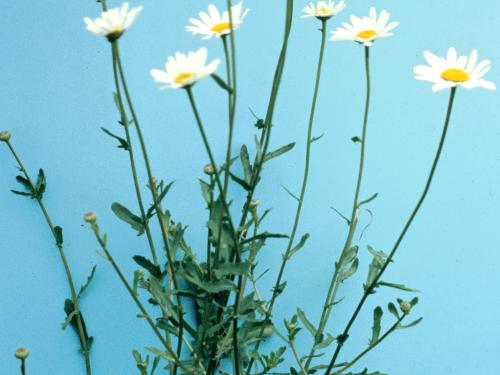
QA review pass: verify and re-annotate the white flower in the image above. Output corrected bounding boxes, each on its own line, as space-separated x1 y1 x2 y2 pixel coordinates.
150 48 221 89
414 48 496 92
84 2 143 41
331 7 399 46
302 1 346 20
186 2 249 40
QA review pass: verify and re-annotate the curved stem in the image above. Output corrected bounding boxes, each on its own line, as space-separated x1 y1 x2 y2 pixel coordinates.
245 18 328 373
110 44 158 266
113 42 185 374
324 87 457 374
20 358 26 375
306 46 371 370
5 142 92 375
88 223 191 372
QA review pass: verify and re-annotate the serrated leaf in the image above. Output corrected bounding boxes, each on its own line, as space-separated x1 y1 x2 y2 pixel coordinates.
264 142 296 162
297 307 317 337
101 127 129 150
133 255 162 279
211 73 233 93
111 202 145 235
77 265 97 299
370 306 383 345
63 299 93 351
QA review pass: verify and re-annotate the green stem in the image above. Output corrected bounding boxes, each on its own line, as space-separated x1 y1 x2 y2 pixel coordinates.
20 359 26 375
88 223 190 372
113 42 186 374
5 142 91 375
221 36 235 197
185 87 243 375
306 46 371 370
324 87 457 374
290 340 307 375
331 315 405 375
245 17 327 373
110 44 158 266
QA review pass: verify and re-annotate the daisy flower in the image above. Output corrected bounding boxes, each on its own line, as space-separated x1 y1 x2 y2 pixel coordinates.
302 1 346 20
84 2 143 42
331 7 399 46
186 2 249 40
414 48 496 92
150 48 221 89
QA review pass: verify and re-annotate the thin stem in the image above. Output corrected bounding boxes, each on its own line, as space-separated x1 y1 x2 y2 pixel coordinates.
221 36 235 197
88 223 191 372
306 46 371 370
332 316 405 375
185 87 244 374
324 87 457 374
290 340 308 375
5 142 91 375
246 17 327 373
110 44 158 266
20 359 26 375
113 42 186 373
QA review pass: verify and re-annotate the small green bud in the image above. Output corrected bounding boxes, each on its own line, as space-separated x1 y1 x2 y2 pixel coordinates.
203 163 215 175
249 199 260 209
0 130 11 142
399 300 412 314
83 212 97 223
14 347 30 360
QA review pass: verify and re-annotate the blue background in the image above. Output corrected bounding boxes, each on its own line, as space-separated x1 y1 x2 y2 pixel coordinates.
1 0 499 374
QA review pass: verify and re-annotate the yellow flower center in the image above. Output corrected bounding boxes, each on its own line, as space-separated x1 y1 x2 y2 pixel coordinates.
317 8 331 16
356 29 377 39
211 22 231 34
114 25 123 33
175 72 194 85
440 68 469 83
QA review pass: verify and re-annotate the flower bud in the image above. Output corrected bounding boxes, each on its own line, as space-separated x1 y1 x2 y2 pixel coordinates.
249 199 260 209
83 212 97 223
203 163 215 175
399 300 412 314
0 130 11 142
14 347 30 360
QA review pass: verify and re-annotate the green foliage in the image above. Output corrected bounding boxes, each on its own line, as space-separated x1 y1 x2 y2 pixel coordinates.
111 202 145 235
12 169 46 199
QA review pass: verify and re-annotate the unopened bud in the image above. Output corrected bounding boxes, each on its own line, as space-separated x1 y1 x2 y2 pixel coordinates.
399 300 412 314
203 163 215 175
0 130 11 142
249 199 260 209
83 212 97 223
151 176 158 185
14 347 30 360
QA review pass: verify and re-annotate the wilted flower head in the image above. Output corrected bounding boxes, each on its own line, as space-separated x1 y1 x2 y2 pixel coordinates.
414 48 496 92
203 163 216 175
186 2 249 40
331 7 399 46
84 2 143 42
83 212 97 223
302 1 346 20
150 48 220 89
14 347 30 360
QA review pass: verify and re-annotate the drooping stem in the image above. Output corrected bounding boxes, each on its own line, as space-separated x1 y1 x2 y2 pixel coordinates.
306 46 372 370
245 17 328 373
4 142 92 375
324 87 457 374
110 44 158 266
87 222 191 372
185 86 244 374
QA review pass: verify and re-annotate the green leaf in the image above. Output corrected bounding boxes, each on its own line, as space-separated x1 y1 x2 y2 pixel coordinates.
388 302 400 319
34 169 46 198
398 317 423 329
240 145 253 183
111 202 145 235
313 333 335 350
211 73 233 93
370 306 383 345
63 299 93 351
351 136 362 143
199 179 213 205
281 184 300 202
230 172 252 191
241 231 289 244
297 307 317 337
264 142 296 162
339 257 359 282
286 233 310 260
54 226 64 246
378 281 420 293
311 133 324 143
358 193 378 207
77 265 97 299
145 347 174 362
101 127 129 150
345 370 387 375
133 255 162 279
213 261 250 278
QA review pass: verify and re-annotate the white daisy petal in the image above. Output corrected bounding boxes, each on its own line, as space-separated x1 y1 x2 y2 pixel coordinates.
83 2 142 41
301 0 346 20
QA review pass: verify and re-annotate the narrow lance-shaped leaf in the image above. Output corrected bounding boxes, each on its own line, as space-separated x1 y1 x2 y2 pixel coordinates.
211 73 233 93
101 127 129 150
297 307 317 337
240 145 253 184
370 306 383 345
264 142 296 162
286 233 310 260
77 265 97 299
378 281 420 293
133 255 162 279
111 202 145 235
